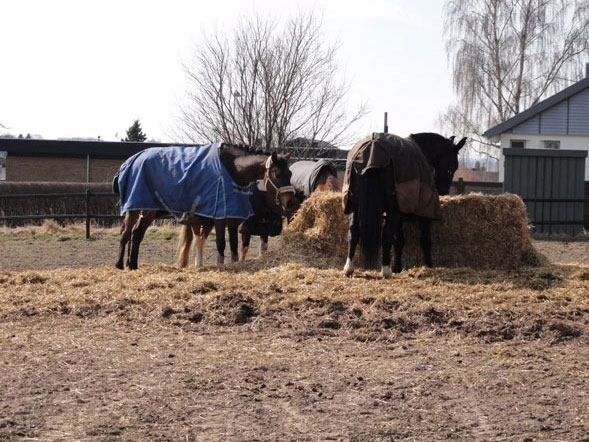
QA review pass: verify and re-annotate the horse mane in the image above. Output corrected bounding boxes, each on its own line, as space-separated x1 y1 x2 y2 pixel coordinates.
219 142 290 187
219 142 272 157
409 133 452 162
409 132 447 146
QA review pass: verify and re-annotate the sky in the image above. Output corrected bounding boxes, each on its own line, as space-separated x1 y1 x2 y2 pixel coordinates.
0 0 455 149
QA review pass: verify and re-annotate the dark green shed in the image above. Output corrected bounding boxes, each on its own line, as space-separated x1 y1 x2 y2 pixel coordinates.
504 148 587 235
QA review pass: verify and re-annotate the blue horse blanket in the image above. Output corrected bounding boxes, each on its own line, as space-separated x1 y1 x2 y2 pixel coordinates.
114 144 254 219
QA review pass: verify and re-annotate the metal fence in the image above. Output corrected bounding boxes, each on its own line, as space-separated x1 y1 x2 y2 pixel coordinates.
0 190 120 238
0 179 509 238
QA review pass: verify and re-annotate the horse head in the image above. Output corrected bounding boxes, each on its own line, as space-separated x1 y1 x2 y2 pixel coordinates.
264 151 297 215
411 133 467 195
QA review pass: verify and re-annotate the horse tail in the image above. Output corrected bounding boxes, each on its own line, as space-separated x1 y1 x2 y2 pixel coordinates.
112 172 120 195
177 224 194 268
357 168 384 269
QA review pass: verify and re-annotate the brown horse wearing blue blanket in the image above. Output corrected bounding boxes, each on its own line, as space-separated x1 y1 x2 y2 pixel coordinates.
175 147 296 268
114 143 295 270
342 133 466 278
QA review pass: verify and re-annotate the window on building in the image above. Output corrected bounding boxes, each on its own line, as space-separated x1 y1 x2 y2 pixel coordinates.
510 140 526 148
543 140 560 149
0 152 6 181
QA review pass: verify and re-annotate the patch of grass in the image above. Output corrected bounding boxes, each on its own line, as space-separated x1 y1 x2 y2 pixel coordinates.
0 221 181 241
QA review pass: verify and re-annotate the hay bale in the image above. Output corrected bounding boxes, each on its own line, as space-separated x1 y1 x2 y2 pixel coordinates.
284 191 546 270
281 192 349 267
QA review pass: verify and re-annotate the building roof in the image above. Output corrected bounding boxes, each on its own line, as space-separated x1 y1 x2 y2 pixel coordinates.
483 76 589 139
0 138 350 163
0 138 194 159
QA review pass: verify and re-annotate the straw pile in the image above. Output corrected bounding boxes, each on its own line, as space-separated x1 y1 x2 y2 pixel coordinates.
283 191 546 270
281 191 349 267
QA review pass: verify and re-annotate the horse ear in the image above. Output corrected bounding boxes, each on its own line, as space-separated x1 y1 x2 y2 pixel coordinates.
271 151 278 163
448 136 455 143
284 152 292 160
455 137 467 152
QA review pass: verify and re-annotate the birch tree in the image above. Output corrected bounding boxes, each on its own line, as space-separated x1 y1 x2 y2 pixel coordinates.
177 11 366 157
441 0 589 162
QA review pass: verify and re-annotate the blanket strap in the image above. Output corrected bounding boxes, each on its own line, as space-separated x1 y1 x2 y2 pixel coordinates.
154 190 184 222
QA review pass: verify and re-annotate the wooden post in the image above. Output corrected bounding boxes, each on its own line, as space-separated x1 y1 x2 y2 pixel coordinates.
85 190 91 239
457 177 465 195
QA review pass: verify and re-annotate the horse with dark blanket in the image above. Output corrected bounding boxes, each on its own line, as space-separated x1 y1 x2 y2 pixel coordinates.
343 132 466 277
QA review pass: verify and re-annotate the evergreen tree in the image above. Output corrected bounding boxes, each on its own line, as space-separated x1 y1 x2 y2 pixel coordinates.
123 119 147 142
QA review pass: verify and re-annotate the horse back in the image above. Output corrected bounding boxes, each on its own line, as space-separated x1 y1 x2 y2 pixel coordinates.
343 133 440 218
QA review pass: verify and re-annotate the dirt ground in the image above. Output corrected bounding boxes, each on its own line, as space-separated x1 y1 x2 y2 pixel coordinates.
0 228 586 271
0 231 588 441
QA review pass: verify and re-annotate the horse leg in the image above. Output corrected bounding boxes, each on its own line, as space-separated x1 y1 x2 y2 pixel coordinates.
259 229 269 256
419 218 433 267
239 222 251 260
381 213 396 278
192 224 203 267
240 233 250 260
194 222 213 267
177 224 194 268
344 212 360 277
116 211 137 269
392 214 404 273
128 211 156 270
382 194 402 277
228 219 240 262
214 219 226 265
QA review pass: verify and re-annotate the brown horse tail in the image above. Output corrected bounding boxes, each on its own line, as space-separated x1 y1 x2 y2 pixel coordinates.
177 224 194 268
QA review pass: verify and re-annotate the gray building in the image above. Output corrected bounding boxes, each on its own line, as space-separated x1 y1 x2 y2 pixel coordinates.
485 65 589 182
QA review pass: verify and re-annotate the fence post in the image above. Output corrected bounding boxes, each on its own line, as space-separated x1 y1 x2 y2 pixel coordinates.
85 190 91 239
457 178 465 195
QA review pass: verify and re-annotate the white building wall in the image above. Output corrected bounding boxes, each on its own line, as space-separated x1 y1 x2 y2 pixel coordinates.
499 133 589 181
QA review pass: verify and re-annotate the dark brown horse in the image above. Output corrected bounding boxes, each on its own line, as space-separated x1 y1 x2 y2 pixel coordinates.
239 160 341 259
114 143 294 270
175 148 296 268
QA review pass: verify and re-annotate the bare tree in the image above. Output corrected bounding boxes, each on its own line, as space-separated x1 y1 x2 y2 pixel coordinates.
176 11 366 157
441 0 589 162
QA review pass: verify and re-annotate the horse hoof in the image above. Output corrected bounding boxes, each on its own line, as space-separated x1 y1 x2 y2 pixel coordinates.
115 262 124 270
217 256 225 265
343 258 354 277
382 266 392 279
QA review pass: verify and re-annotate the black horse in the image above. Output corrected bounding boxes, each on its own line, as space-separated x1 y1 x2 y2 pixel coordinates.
342 132 466 278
